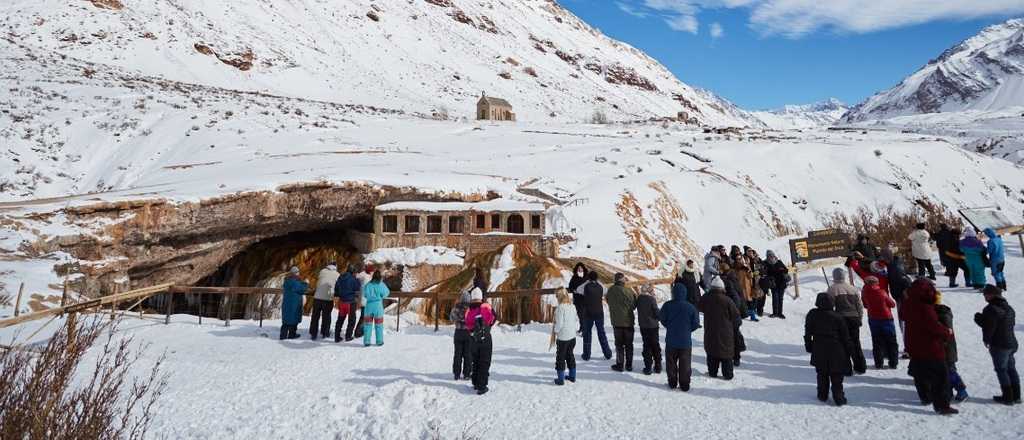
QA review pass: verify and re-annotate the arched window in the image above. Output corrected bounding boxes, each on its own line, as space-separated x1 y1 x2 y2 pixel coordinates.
506 214 524 234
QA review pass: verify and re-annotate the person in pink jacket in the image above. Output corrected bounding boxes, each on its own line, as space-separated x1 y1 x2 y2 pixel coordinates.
464 288 496 395
862 276 899 369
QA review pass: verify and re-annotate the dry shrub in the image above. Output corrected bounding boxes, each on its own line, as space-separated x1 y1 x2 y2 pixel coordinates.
0 318 166 440
821 202 962 270
0 293 10 308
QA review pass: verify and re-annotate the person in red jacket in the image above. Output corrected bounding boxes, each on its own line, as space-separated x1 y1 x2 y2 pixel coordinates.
847 253 890 293
902 278 957 415
862 276 899 369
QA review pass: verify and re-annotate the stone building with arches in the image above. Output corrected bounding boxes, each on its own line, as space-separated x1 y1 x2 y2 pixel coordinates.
363 199 556 257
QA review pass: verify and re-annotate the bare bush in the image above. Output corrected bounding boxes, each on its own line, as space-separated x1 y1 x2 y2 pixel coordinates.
0 318 166 440
589 109 609 125
821 202 963 270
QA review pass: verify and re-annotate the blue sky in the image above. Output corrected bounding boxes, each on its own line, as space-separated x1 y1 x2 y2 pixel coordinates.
560 1 1024 110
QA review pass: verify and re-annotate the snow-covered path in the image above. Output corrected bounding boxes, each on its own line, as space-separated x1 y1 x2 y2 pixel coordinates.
4 240 1024 439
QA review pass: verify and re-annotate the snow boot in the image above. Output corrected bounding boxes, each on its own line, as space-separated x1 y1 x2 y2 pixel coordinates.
554 370 565 386
954 388 969 403
994 386 1014 405
476 387 488 395
937 407 959 415
642 367 652 376
998 281 1007 291
680 383 690 392
566 368 576 383
611 364 624 372
749 310 759 322
1012 383 1022 404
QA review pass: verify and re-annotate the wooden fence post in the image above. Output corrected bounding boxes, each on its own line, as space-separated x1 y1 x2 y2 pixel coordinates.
258 293 264 328
433 291 440 332
13 283 24 317
1018 233 1023 252
396 295 402 332
225 293 233 327
516 294 523 331
821 267 831 289
198 292 203 326
164 291 173 325
792 268 801 299
59 278 69 316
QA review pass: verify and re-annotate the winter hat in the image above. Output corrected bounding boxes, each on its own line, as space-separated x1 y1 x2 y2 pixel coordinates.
982 284 1003 297
963 228 977 238
289 266 300 275
832 268 847 283
864 276 879 285
614 273 626 284
469 287 484 303
815 292 835 311
709 277 726 291
326 263 337 271
765 250 776 259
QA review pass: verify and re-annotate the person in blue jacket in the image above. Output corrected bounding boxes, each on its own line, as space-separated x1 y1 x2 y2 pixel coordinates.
281 267 308 340
362 271 391 347
333 264 362 342
984 228 1007 291
659 282 701 391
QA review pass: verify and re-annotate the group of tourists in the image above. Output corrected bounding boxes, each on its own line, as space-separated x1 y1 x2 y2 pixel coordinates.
281 224 1016 413
280 262 390 347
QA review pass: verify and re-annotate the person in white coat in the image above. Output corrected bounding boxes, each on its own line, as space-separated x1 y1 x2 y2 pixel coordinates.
909 223 937 280
552 288 580 385
311 263 340 340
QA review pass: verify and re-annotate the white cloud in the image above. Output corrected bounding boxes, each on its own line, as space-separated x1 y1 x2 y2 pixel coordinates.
616 2 649 18
619 0 1024 38
710 22 724 39
666 14 699 33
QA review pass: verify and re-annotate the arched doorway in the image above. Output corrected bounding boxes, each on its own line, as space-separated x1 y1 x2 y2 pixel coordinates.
506 214 524 234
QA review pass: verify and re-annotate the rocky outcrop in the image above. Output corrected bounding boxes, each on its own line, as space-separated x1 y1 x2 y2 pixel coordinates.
41 183 492 297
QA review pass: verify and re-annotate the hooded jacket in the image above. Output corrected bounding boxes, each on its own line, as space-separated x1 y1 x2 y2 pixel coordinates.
568 263 589 305
861 283 896 320
659 286 700 349
901 280 950 361
984 228 1005 266
581 280 605 321
908 229 934 260
935 304 958 364
449 291 472 331
333 271 361 303
826 279 864 321
281 274 308 326
974 296 1018 350
679 270 701 304
702 251 722 290
804 293 853 375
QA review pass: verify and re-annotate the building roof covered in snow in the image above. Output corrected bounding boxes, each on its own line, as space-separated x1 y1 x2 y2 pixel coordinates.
375 199 545 213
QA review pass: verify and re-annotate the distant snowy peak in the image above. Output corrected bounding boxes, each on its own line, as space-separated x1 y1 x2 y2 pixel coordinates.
751 98 848 130
843 18 1024 123
0 0 760 127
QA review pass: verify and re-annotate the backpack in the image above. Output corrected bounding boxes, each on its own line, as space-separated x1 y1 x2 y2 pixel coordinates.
472 315 491 343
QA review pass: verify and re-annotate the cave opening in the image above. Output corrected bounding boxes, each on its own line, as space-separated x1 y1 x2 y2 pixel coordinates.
148 217 374 319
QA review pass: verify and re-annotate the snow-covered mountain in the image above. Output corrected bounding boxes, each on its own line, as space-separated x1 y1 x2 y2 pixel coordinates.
0 0 760 127
843 18 1024 122
751 98 848 129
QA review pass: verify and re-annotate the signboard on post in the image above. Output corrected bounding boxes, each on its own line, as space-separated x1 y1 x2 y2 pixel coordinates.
959 208 1016 232
789 231 852 265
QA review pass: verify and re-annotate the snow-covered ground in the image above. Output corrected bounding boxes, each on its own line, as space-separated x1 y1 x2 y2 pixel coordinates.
4 240 1022 439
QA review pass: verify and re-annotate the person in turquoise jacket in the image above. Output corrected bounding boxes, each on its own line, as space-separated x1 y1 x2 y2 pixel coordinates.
362 271 391 346
984 228 1007 290
960 229 988 289
281 267 308 340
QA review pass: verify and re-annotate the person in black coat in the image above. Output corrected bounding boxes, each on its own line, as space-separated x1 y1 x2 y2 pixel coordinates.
568 262 589 331
722 263 747 366
698 278 739 380
636 284 662 375
679 260 702 305
943 228 970 288
974 285 1020 404
933 224 953 270
763 251 790 318
579 271 613 361
805 292 853 406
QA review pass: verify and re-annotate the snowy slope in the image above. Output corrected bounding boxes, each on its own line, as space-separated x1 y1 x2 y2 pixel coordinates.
752 98 848 130
0 0 760 126
2 240 1023 439
843 18 1024 122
